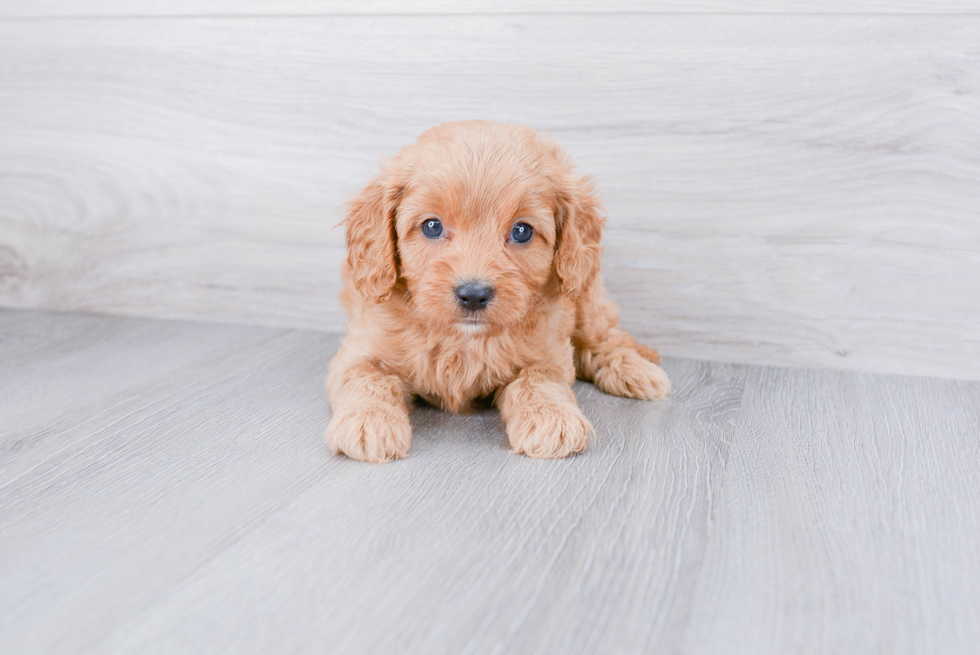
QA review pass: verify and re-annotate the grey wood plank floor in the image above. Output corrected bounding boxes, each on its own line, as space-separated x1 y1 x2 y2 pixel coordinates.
1 309 978 654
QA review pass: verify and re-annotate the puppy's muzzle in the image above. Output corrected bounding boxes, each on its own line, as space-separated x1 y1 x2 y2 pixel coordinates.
455 280 494 312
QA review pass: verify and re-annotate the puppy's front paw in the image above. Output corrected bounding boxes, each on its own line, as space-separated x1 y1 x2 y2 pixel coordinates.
507 401 594 459
326 405 412 463
593 347 671 400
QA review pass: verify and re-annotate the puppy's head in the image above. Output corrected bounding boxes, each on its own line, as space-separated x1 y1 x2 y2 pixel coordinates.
343 121 603 334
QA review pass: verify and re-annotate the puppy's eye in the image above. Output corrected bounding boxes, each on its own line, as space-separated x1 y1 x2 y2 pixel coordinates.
510 222 534 244
421 218 444 239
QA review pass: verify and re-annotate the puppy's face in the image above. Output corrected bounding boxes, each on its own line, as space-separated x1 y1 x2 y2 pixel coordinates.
343 122 603 335
393 147 560 335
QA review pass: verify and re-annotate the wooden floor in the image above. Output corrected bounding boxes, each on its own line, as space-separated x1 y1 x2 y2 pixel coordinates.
1 309 978 654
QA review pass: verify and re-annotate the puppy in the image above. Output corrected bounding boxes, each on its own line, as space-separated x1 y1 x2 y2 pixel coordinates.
326 121 670 462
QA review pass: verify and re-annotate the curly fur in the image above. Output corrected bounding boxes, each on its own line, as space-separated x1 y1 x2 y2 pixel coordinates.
326 121 670 462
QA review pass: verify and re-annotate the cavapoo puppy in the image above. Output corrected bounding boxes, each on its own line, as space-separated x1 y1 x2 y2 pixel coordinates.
326 121 670 462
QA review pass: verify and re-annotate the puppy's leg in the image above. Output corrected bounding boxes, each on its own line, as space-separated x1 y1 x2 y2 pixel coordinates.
498 365 594 459
325 346 412 463
573 275 671 400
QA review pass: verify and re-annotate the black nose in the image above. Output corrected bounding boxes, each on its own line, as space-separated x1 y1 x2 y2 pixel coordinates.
455 281 494 312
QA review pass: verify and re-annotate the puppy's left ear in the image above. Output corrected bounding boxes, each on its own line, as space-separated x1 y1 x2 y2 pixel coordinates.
554 175 605 297
343 173 404 302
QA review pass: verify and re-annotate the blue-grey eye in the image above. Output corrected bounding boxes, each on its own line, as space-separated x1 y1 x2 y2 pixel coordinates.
510 222 533 244
421 218 443 239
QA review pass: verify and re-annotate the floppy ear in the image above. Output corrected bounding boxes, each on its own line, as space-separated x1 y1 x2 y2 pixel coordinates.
554 174 605 297
342 174 403 302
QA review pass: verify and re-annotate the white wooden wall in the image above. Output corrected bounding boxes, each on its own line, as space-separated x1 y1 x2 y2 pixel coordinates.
1 2 979 380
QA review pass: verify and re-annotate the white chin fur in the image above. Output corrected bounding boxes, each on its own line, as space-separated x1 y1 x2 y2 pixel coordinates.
456 321 486 335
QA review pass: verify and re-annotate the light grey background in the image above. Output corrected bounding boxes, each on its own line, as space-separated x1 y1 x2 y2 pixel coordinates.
3 310 978 654
3 7 980 651
1 2 979 379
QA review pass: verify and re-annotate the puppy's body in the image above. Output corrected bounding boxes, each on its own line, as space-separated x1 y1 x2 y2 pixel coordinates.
327 121 670 462
338 278 574 413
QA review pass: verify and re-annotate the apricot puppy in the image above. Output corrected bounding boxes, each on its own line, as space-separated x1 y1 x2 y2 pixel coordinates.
326 121 670 462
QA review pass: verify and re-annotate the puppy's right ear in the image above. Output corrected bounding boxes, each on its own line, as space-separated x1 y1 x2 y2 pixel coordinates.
343 174 403 302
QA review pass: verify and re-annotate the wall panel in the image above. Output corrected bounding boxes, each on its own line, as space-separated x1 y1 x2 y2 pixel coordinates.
1 15 978 378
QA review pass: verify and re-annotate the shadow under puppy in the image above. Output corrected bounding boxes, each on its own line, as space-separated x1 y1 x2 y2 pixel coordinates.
327 121 670 462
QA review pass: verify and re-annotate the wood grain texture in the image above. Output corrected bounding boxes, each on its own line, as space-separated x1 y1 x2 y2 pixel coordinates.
2 0 980 17
682 366 980 653
1 309 978 653
1 16 979 380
